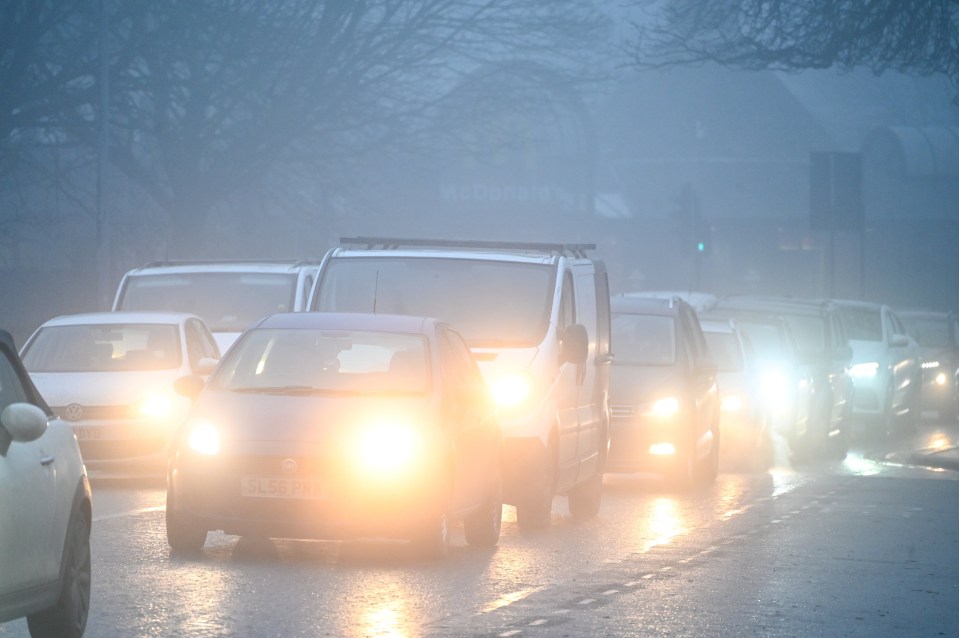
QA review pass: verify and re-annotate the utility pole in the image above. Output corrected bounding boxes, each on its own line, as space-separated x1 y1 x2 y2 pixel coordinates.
95 0 111 309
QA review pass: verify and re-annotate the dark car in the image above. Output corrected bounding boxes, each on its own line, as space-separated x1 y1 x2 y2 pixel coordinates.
607 296 720 488
712 296 852 460
898 309 959 421
0 330 92 638
165 312 503 558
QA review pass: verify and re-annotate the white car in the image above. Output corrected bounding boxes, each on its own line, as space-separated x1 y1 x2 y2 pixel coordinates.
20 312 220 475
0 329 92 638
112 260 322 352
832 299 922 436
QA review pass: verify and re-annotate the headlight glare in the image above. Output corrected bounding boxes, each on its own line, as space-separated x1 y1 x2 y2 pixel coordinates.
187 421 220 455
138 393 173 419
648 397 680 417
490 373 532 408
721 395 743 412
354 422 421 477
850 362 879 378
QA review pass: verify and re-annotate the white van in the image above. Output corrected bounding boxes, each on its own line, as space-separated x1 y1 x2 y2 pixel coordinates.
308 237 612 529
112 260 321 353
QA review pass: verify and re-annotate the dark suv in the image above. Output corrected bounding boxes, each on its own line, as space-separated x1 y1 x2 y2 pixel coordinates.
898 309 959 422
711 296 852 460
608 295 720 488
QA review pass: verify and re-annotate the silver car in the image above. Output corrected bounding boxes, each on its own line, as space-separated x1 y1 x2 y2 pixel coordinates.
0 329 92 638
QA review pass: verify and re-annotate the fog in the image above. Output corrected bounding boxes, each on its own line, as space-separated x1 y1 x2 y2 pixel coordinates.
2 1 958 344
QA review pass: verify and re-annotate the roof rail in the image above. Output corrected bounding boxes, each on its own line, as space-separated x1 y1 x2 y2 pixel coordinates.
339 236 596 258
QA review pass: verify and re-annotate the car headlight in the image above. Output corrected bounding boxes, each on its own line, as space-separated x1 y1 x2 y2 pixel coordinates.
647 397 679 417
489 373 532 408
935 372 948 386
721 394 743 412
850 362 879 378
138 393 173 419
923 360 941 370
353 422 422 478
186 420 220 455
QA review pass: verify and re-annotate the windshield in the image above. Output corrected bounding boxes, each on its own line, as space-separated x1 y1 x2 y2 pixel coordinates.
212 328 430 394
611 313 675 365
778 313 827 356
22 323 181 372
117 272 298 332
734 321 791 361
839 306 883 341
704 331 744 372
901 316 958 348
314 257 554 347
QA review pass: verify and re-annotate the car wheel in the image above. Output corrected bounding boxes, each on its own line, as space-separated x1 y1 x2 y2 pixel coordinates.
516 442 556 531
166 485 208 553
464 475 503 547
27 504 91 638
568 466 603 520
412 509 450 559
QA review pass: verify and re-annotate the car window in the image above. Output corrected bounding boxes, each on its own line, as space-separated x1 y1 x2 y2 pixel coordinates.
839 306 882 341
22 323 182 372
611 313 676 365
703 331 744 372
185 320 218 368
213 329 430 394
0 350 29 411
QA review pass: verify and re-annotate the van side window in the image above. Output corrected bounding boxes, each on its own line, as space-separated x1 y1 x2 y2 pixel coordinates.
559 272 575 331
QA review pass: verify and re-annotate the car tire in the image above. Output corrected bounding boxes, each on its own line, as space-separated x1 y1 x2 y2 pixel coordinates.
464 475 503 547
26 505 91 638
568 466 603 520
412 509 450 559
516 442 556 531
166 485 208 553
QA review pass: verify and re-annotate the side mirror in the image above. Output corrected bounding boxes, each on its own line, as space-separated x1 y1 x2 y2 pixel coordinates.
890 334 909 348
1 403 48 445
174 375 206 402
195 357 219 376
561 323 589 365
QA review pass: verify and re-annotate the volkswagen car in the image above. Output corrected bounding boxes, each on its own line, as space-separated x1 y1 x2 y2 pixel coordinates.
20 312 220 475
165 312 503 558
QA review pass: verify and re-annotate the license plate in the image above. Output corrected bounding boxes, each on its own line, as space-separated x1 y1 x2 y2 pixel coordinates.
73 425 132 441
241 477 326 499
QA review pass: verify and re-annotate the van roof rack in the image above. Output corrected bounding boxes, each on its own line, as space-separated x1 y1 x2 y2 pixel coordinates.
339 236 596 258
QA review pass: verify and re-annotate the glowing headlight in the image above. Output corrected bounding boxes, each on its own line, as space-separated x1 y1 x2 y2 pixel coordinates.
354 422 421 477
935 372 948 386
721 395 743 412
850 362 879 378
187 421 220 455
648 397 679 417
489 373 532 408
649 442 676 456
138 393 173 419
922 360 941 370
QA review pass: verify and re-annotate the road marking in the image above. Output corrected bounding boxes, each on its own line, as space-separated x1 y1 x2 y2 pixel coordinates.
577 599 595 605
93 506 164 522
499 630 523 637
479 586 546 614
529 619 548 626
602 589 619 596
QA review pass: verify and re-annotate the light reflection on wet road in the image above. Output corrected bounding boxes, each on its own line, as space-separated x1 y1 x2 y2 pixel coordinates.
1 419 955 637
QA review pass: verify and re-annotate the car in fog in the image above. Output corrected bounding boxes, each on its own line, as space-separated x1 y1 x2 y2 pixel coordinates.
112 260 322 352
308 237 610 529
607 296 720 488
20 312 220 475
712 296 852 460
0 329 92 638
165 312 503 558
702 308 813 462
832 299 921 437
700 318 772 471
898 309 959 421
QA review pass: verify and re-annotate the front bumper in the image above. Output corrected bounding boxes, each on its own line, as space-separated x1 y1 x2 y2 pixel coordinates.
606 415 691 475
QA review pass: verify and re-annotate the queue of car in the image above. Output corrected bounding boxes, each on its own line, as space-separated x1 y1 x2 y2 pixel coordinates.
5 236 958 637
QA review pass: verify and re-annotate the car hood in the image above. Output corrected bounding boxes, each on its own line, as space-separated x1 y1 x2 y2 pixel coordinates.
610 364 685 404
29 370 181 406
187 390 434 445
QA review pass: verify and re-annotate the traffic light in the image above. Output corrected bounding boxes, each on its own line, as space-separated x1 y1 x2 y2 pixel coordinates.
693 217 711 256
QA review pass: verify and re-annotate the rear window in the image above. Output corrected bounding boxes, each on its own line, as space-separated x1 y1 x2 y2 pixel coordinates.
839 307 883 341
116 272 297 332
611 313 676 365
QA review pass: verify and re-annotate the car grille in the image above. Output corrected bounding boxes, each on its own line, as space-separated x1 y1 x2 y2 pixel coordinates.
52 404 137 422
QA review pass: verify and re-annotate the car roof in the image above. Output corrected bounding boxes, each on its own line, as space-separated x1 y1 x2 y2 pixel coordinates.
611 295 686 316
829 298 887 311
716 295 828 316
699 318 736 334
330 247 560 266
122 260 322 275
37 311 204 327
898 309 956 319
252 312 439 334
